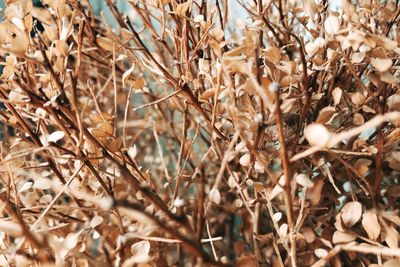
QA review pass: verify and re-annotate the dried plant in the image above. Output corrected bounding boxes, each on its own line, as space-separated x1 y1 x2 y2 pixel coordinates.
1 0 400 266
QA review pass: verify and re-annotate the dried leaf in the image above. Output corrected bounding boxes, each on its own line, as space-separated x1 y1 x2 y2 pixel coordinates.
351 52 365 64
296 173 314 188
279 223 288 237
92 122 113 138
350 92 365 106
18 181 33 193
277 61 297 75
175 2 190 16
254 160 264 173
90 114 103 124
362 211 380 241
48 131 65 143
341 201 362 228
199 88 216 101
239 154 250 167
270 175 286 200
10 32 29 54
387 185 400 197
353 113 364 126
370 57 392 72
273 212 282 222
64 231 80 250
332 87 342 106
362 105 376 114
97 36 114 51
301 227 316 243
375 35 398 51
8 90 29 102
128 145 138 159
55 39 68 57
302 0 317 19
306 179 324 205
209 188 221 204
305 42 318 56
129 241 151 264
380 71 398 84
108 137 123 153
324 16 340 35
280 98 297 113
89 215 104 228
389 151 400 170
387 94 400 111
332 231 357 244
263 47 281 65
120 28 134 39
235 141 248 152
316 106 336 124
385 225 399 249
126 79 145 90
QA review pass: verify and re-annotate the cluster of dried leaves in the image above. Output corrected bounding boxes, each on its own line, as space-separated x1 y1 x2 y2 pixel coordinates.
2 0 400 266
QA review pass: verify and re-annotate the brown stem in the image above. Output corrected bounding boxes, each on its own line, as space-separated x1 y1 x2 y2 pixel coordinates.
273 86 297 266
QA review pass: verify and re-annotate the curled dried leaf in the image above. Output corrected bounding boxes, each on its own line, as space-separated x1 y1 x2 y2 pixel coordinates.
129 240 151 264
295 173 314 188
316 106 336 124
341 201 362 228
